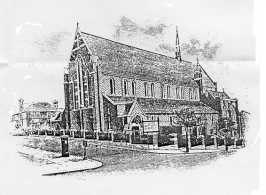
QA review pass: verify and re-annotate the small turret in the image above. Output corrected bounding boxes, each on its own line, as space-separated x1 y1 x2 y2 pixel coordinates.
194 57 203 97
194 57 202 81
18 98 24 112
52 99 58 109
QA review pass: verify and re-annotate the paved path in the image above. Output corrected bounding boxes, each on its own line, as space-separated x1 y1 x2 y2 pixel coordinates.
81 139 240 154
18 147 103 176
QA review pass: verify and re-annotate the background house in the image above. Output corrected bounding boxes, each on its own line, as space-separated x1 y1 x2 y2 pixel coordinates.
11 99 64 129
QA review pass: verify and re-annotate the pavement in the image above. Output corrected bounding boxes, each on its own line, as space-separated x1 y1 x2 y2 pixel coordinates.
81 139 241 154
17 137 242 176
147 145 227 154
17 146 103 176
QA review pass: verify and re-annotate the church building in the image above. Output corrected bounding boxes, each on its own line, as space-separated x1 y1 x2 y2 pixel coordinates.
63 23 241 138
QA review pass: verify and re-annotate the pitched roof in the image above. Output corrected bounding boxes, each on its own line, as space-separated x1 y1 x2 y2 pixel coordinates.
50 111 63 122
106 95 218 114
208 90 230 99
136 98 218 114
23 102 58 112
81 32 198 87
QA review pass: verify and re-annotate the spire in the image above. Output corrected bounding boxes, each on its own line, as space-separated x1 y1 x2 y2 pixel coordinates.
75 22 81 47
76 21 81 33
175 26 182 61
195 56 201 72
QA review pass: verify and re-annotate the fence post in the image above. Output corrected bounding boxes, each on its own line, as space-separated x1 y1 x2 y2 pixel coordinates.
174 134 179 149
129 132 133 144
153 133 158 149
187 129 191 150
83 139 87 160
214 136 218 149
157 117 160 131
96 131 100 140
202 135 206 149
224 138 228 152
111 132 114 142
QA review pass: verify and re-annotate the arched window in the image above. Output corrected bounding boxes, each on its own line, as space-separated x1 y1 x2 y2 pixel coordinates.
161 84 164 98
193 88 198 100
167 85 170 98
124 80 128 95
144 82 148 96
180 87 184 99
176 87 181 99
110 78 115 94
151 83 155 97
132 81 136 95
189 88 193 100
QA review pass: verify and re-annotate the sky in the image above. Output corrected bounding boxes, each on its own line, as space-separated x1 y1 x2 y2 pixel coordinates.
0 0 255 63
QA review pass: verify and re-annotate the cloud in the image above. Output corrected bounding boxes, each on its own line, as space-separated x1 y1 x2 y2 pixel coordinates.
23 74 32 80
15 22 43 35
143 23 168 36
0 61 8 69
157 43 175 53
113 16 221 60
113 16 169 40
33 31 72 58
181 39 221 59
1 87 7 93
163 2 174 8
156 39 221 60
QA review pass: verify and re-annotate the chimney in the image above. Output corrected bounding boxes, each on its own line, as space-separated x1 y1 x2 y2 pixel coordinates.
52 99 58 109
18 98 24 112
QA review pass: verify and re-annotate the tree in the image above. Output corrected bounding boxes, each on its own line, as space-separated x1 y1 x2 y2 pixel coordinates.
173 108 198 152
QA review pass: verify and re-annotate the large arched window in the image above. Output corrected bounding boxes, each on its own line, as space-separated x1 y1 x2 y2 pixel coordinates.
151 83 155 97
110 78 115 94
132 81 136 95
193 88 198 100
161 84 164 98
167 85 170 98
180 87 184 99
176 86 181 99
124 80 128 95
189 88 193 100
144 82 148 96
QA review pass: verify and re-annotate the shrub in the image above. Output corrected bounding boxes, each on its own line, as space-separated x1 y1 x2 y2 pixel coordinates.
205 135 214 146
158 133 174 147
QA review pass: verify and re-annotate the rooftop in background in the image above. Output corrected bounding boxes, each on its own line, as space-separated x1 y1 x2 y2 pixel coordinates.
14 101 64 114
207 90 230 99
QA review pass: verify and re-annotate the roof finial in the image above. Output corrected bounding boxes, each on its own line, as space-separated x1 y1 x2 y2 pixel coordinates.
196 56 199 65
175 26 182 62
76 21 80 31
